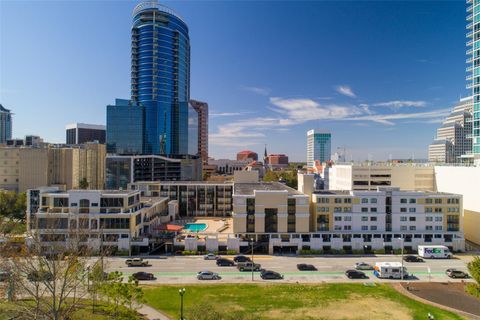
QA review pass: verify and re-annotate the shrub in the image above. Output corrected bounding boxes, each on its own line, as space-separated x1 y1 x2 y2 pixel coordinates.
116 249 130 256
373 249 386 254
226 250 237 255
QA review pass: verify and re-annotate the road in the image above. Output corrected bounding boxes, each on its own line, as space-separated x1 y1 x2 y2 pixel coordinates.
100 254 474 284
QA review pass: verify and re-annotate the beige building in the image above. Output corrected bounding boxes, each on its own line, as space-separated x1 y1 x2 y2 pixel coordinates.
1 143 106 192
325 164 435 192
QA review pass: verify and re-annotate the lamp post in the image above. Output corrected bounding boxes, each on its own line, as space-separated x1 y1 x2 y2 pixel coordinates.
178 288 186 320
250 237 254 282
398 236 404 280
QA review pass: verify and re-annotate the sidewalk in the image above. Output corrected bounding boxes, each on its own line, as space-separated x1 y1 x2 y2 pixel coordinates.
138 303 172 320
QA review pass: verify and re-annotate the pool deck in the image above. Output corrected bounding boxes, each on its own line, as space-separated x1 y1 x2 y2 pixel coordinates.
179 218 233 235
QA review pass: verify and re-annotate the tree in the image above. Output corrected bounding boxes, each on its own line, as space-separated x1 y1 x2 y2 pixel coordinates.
263 170 279 182
0 191 27 221
79 177 89 189
466 256 480 298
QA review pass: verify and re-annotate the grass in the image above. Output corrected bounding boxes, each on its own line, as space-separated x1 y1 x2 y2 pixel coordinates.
143 283 465 320
0 300 143 320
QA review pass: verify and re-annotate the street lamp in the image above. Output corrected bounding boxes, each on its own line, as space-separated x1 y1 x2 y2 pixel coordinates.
178 288 186 320
250 237 254 282
398 236 404 280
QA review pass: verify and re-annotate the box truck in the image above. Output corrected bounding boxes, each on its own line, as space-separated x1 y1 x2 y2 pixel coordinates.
373 262 409 279
417 245 452 259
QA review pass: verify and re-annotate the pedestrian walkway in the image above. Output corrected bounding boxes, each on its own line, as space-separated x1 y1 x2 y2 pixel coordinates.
138 303 172 320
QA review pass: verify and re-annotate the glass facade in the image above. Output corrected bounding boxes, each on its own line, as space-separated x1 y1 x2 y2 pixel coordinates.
188 103 198 156
106 99 144 155
105 157 132 190
131 1 190 155
0 104 12 144
468 0 480 154
306 130 331 167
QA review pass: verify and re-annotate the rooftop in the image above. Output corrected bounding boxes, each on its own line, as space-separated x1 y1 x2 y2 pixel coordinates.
234 182 303 196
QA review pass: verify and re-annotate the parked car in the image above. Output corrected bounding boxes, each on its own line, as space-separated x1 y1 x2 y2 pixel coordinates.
125 258 149 267
354 262 373 270
233 255 251 263
132 272 155 281
204 253 218 260
27 270 54 282
260 270 284 280
197 270 220 280
345 270 368 279
237 262 261 272
403 255 424 263
216 258 235 266
445 269 469 279
297 264 317 271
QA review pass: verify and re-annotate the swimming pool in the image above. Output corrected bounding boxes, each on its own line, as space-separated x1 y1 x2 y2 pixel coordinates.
183 223 208 232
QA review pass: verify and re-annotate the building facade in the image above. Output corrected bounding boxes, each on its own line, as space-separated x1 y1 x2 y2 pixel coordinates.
207 159 250 175
189 100 208 161
26 188 169 253
307 129 331 167
266 154 289 168
66 123 106 145
131 1 190 155
428 97 473 163
105 154 202 189
187 103 198 156
237 150 258 161
0 104 12 144
325 164 435 192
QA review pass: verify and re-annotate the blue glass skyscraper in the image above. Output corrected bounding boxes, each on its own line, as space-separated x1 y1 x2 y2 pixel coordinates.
131 1 190 155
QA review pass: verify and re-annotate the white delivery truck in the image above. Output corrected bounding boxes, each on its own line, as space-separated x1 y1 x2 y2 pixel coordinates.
373 262 409 279
417 245 452 259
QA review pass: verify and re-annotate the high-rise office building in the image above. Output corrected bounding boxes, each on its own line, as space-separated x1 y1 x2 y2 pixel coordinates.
66 123 106 145
428 97 473 163
187 103 198 156
0 104 12 144
306 129 331 167
467 0 480 163
189 100 208 161
131 1 190 155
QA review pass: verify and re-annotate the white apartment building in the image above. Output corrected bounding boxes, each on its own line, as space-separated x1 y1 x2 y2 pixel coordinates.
324 163 435 191
27 188 170 254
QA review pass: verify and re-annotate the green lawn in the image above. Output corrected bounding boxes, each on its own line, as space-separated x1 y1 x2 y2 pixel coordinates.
143 283 464 320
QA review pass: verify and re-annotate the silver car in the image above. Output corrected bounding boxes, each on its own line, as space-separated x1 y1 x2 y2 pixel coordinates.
355 262 373 270
204 253 218 260
197 270 220 280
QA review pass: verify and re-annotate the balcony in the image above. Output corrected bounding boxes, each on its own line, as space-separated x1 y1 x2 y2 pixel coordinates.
467 39 474 47
467 56 473 63
467 5 473 13
467 65 474 72
467 30 473 38
467 74 473 81
467 48 473 55
467 13 473 21
467 21 473 29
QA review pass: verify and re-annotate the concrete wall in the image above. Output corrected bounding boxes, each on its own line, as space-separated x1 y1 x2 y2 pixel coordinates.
435 166 480 244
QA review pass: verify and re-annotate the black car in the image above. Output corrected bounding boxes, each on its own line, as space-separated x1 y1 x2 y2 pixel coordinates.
216 258 235 266
233 255 251 263
446 269 469 279
260 270 284 280
132 272 155 281
403 255 424 263
27 270 54 282
297 264 317 271
345 270 368 279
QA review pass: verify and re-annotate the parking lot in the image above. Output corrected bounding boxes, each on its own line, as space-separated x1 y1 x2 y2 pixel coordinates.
101 254 474 284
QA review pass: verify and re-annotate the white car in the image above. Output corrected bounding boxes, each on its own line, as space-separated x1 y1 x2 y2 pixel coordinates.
197 270 220 280
355 262 373 270
204 253 218 260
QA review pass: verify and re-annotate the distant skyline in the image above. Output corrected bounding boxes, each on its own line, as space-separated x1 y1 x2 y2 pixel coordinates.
0 1 469 161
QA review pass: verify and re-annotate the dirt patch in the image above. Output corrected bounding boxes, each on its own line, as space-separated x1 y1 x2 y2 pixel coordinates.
262 297 412 320
401 282 480 316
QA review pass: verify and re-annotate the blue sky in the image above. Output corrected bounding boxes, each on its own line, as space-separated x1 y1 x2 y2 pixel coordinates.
0 0 469 161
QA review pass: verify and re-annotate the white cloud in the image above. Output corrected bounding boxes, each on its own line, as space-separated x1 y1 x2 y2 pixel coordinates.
370 100 427 109
240 86 271 96
210 112 254 117
335 85 356 98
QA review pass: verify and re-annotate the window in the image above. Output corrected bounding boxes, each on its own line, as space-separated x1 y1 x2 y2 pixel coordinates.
409 217 416 222
334 216 342 221
434 208 443 213
400 198 407 204
344 225 351 230
344 216 352 221
409 226 416 231
361 226 368 231
370 226 377 231
434 198 442 204
425 198 433 204
334 225 342 230
400 226 407 231
409 208 416 213
344 198 352 204
400 208 407 212
334 207 342 213
409 199 416 204
435 226 443 231
425 208 433 213
371 198 377 204
435 216 443 222
425 216 433 222
426 226 433 230
343 207 352 213
247 198 255 214
371 207 377 213
400 216 407 222
370 217 377 221
361 198 368 204
361 216 368 221
334 198 342 203
361 207 368 212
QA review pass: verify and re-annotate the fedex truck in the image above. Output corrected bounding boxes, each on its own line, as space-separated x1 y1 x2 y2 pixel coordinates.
417 245 452 259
